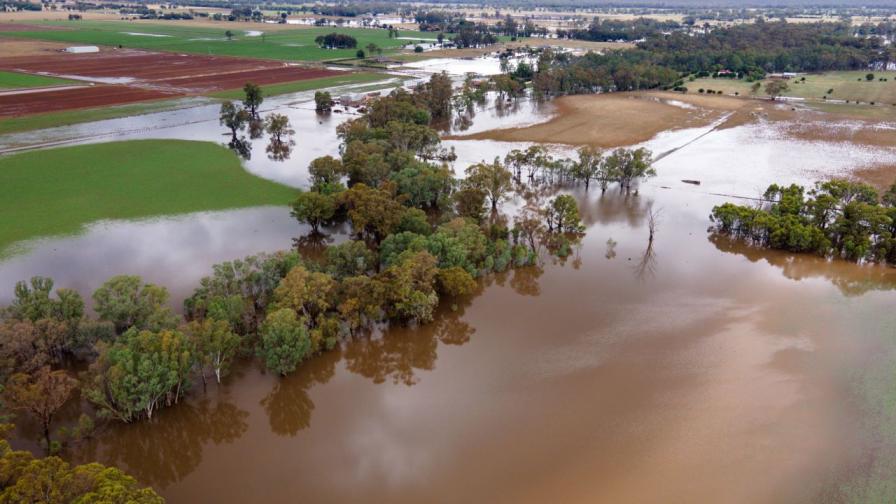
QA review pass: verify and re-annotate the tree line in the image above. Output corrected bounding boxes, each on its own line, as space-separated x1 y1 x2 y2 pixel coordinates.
710 178 896 264
528 20 895 98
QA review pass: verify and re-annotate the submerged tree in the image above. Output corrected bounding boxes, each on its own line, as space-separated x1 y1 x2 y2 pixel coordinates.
85 328 194 422
91 275 178 334
184 318 241 385
572 145 606 191
243 82 264 138
6 366 77 452
264 113 295 161
465 158 513 211
258 308 313 376
315 91 334 113
604 147 655 191
219 101 252 159
291 190 337 234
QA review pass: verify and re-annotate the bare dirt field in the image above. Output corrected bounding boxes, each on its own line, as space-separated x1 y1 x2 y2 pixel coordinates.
0 49 341 116
450 91 756 147
0 38 77 56
0 84 176 116
0 10 121 22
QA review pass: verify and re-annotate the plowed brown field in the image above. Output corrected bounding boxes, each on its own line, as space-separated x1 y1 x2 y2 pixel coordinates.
0 49 341 117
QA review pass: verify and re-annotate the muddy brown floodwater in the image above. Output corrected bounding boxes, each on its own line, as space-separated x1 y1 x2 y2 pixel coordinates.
15 185 890 503
5 87 896 502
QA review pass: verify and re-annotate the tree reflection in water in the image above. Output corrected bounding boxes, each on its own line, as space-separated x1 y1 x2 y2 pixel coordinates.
343 304 476 386
709 233 896 297
81 395 249 489
261 351 336 437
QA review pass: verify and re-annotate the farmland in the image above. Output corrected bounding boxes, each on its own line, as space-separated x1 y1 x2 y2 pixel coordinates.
0 70 74 88
0 20 429 61
690 71 896 105
0 139 296 255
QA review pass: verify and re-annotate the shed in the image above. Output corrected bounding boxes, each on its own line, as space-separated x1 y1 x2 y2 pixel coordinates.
64 46 100 53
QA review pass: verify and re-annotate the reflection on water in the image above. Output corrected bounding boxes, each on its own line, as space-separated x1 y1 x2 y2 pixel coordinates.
261 352 336 437
78 393 250 489
0 206 300 306
710 233 896 297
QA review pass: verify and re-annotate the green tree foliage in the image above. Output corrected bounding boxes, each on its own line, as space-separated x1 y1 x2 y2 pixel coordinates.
6 277 83 324
0 435 162 504
710 178 896 263
572 145 606 191
314 91 334 113
325 240 377 279
91 276 177 334
340 183 406 242
389 161 453 209
264 113 295 161
764 79 789 100
415 72 454 122
603 147 656 190
5 367 77 451
546 195 585 234
242 82 263 120
272 266 335 320
258 308 312 375
465 159 513 211
436 266 477 297
308 155 343 189
184 251 301 336
183 318 241 384
381 251 439 324
85 328 194 422
291 190 337 234
314 33 357 49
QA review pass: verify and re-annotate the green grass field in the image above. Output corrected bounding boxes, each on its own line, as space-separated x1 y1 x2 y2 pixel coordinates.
0 20 427 61
0 70 74 89
209 71 392 99
690 71 896 105
0 139 296 255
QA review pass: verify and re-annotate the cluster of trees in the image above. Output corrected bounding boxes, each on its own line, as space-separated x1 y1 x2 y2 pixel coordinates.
527 20 895 99
0 428 161 503
502 144 655 192
710 179 896 264
556 17 681 42
219 83 295 161
314 32 358 49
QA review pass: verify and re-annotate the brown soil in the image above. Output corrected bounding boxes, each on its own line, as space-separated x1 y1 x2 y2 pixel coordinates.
450 91 756 147
0 84 176 116
0 38 76 56
0 49 341 116
0 22 68 31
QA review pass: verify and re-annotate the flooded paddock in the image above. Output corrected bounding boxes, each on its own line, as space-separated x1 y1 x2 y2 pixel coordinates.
4 81 896 502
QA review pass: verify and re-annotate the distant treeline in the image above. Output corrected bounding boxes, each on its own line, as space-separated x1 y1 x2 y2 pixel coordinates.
556 17 682 41
531 20 893 97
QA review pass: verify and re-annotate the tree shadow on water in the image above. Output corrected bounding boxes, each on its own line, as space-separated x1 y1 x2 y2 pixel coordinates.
260 351 337 437
81 395 249 489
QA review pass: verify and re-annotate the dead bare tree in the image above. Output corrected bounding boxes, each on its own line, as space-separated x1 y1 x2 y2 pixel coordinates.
647 203 661 244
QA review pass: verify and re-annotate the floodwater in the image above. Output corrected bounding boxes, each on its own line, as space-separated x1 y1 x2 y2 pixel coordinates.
42 183 896 503
4 82 896 501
